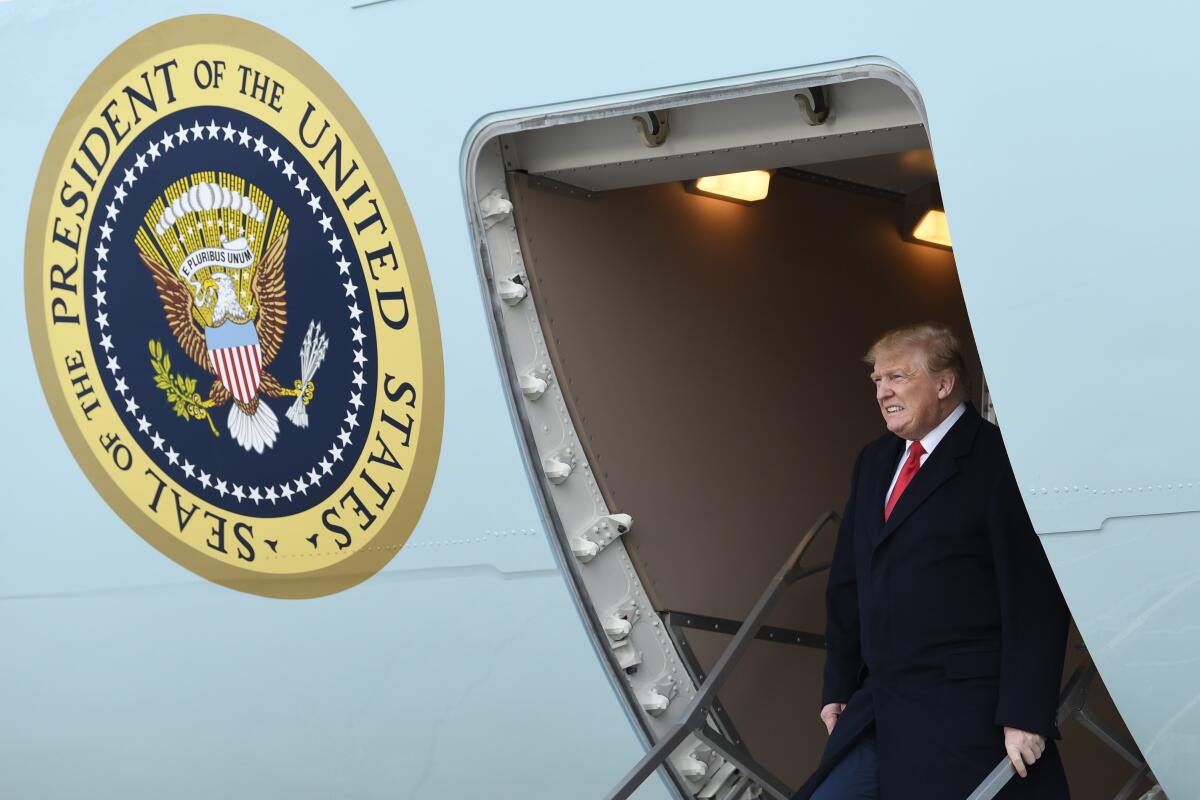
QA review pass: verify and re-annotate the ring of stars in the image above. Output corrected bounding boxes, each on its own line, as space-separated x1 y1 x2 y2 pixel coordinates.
91 115 373 508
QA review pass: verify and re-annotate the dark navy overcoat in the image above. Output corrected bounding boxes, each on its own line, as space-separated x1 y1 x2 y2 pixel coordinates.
794 405 1070 799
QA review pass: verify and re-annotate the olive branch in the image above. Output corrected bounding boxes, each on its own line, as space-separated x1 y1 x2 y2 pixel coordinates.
148 339 219 437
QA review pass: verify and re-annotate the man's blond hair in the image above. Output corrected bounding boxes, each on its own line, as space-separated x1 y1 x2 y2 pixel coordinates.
864 322 970 400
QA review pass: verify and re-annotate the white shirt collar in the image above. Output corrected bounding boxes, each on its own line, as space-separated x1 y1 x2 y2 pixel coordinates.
907 401 967 457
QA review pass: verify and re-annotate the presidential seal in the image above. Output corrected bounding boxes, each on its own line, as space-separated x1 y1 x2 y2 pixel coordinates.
25 16 444 598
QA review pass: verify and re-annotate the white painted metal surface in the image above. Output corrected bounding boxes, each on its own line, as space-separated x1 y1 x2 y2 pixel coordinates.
505 78 924 190
473 138 712 793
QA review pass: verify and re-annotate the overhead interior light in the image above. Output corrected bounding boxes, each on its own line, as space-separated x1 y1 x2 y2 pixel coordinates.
912 209 952 248
691 170 771 203
903 183 952 250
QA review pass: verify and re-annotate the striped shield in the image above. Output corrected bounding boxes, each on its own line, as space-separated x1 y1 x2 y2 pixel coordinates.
205 321 262 405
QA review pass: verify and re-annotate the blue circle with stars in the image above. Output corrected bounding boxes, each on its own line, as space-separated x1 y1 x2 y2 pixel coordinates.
82 106 378 518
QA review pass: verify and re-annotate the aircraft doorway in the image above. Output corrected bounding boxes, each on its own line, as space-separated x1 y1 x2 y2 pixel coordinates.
468 71 1155 799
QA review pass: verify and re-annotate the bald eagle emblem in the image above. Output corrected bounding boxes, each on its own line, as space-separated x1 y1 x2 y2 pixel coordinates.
136 172 328 453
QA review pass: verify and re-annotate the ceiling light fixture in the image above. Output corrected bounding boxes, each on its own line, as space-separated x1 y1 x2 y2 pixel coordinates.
689 170 771 203
903 183 952 249
912 209 951 248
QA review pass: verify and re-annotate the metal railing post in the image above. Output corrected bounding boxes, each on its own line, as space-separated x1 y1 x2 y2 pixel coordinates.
604 511 839 800
965 659 1152 800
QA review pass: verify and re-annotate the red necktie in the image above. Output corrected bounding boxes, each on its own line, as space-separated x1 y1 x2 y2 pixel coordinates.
885 441 926 521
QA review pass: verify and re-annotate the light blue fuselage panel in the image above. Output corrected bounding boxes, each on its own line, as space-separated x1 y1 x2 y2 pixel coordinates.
1 1 1197 797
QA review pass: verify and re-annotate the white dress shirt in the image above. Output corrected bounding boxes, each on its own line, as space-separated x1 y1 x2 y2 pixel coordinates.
884 402 967 508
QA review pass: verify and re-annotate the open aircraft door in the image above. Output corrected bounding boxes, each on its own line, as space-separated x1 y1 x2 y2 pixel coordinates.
467 65 1161 800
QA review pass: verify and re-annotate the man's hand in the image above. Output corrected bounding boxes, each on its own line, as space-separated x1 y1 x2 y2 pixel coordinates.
819 703 846 735
1003 727 1045 778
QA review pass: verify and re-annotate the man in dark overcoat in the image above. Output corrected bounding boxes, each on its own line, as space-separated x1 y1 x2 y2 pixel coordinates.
794 322 1070 799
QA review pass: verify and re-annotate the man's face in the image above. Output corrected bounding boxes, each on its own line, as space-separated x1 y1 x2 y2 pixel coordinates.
870 348 952 441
